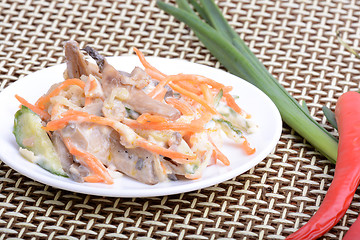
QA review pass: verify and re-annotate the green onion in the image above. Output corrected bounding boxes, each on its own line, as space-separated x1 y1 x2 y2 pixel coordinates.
322 106 338 130
157 0 338 163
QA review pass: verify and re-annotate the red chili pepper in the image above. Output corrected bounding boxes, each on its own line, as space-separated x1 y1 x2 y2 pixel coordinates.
287 91 360 240
344 215 360 239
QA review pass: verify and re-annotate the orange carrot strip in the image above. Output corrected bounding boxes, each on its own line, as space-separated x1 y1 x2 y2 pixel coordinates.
241 137 256 155
191 111 213 128
171 74 225 89
153 88 167 101
88 77 98 92
85 77 97 106
136 113 167 124
223 86 233 93
175 81 202 95
83 175 104 183
223 92 246 116
200 84 213 105
50 102 66 120
210 150 217 166
160 162 167 175
15 95 51 121
148 75 174 98
63 138 113 184
184 173 202 180
169 83 218 115
145 68 167 81
35 78 86 110
84 97 92 106
137 139 196 164
165 97 194 116
123 118 204 132
42 115 78 131
209 137 230 166
133 47 167 79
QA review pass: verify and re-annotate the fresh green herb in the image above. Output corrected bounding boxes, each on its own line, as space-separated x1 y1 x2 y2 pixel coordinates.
322 106 338 130
157 0 338 163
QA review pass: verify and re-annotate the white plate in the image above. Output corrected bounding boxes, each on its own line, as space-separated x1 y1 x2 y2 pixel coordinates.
0 56 282 197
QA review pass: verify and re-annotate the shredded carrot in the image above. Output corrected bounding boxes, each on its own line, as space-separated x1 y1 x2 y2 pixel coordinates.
136 113 167 124
42 115 76 131
223 86 233 93
83 175 104 183
50 102 66 121
123 118 204 132
223 92 247 116
148 75 174 98
133 47 167 79
63 138 113 184
176 81 202 95
200 84 213 105
153 88 167 101
169 83 218 115
191 111 213 127
35 78 85 110
137 139 196 164
160 162 167 175
85 77 96 106
145 68 166 81
171 74 225 89
15 95 51 121
241 137 256 155
209 136 230 166
84 97 92 106
88 77 98 92
165 97 194 116
210 150 217 166
184 173 202 180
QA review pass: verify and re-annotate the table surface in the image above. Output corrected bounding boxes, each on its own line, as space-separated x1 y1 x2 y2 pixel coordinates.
1 0 360 239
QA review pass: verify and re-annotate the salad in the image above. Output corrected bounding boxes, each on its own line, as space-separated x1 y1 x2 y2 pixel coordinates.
13 40 257 185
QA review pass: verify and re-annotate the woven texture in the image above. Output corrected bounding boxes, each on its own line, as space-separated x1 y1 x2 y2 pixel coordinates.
1 0 360 239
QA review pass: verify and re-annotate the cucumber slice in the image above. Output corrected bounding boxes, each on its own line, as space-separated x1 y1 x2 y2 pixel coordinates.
13 106 67 177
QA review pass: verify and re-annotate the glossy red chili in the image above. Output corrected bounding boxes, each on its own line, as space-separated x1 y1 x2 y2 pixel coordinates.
287 91 360 240
344 214 360 239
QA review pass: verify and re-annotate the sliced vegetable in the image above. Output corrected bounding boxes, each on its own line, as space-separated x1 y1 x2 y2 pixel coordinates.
157 0 338 163
287 91 360 239
13 106 66 176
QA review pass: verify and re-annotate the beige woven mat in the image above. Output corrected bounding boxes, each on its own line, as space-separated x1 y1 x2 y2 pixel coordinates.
1 0 360 239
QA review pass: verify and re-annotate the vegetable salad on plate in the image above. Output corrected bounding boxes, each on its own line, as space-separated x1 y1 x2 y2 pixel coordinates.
13 40 257 185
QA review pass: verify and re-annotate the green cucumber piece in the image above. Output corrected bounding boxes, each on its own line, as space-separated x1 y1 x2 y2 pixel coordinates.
13 106 67 177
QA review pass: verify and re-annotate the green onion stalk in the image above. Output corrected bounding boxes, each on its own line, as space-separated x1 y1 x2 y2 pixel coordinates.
157 0 338 163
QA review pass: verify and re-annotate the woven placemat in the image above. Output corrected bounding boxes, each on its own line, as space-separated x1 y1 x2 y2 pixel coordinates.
1 0 360 239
